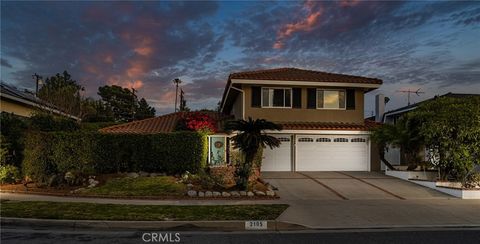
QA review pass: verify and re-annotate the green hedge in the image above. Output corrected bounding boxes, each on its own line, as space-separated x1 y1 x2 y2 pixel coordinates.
23 131 208 183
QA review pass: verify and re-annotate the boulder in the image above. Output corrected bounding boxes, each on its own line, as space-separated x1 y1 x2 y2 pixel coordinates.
240 191 247 196
198 191 205 197
222 192 231 197
247 191 255 197
266 190 275 197
212 191 221 197
187 183 194 189
127 172 139 178
187 190 197 197
230 191 240 197
205 191 213 197
255 191 266 196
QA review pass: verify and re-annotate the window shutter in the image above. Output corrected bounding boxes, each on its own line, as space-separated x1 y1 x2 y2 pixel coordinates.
251 86 261 107
307 88 316 109
292 88 302 108
346 89 356 110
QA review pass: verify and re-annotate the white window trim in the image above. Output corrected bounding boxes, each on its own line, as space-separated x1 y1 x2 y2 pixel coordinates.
316 88 347 110
261 87 293 108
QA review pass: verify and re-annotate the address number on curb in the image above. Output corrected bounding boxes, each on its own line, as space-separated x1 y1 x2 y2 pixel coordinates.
245 220 268 230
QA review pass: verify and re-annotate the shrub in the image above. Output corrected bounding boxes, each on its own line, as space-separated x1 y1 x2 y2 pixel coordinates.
29 113 79 132
176 112 217 133
22 131 208 184
0 113 28 167
0 164 21 184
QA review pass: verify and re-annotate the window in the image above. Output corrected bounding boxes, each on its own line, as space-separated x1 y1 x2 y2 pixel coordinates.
317 89 346 109
351 138 366 142
262 88 292 108
316 138 331 142
277 137 291 142
334 138 348 142
298 137 314 142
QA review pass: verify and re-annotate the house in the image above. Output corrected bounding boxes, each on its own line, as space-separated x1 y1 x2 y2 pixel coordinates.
375 92 480 169
220 68 382 172
0 82 80 120
100 67 383 171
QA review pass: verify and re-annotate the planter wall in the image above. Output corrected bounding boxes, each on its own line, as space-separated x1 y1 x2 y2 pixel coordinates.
386 169 480 199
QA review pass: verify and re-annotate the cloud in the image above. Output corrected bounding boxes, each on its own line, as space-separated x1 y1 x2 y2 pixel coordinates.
0 58 12 68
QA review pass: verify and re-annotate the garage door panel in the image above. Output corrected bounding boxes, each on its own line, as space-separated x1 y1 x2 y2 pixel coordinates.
261 135 291 171
296 135 368 171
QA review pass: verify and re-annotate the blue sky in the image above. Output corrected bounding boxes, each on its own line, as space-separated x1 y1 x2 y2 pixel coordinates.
1 1 479 116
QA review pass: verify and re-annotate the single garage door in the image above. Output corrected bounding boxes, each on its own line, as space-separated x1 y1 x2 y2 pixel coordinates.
261 134 292 171
296 135 369 171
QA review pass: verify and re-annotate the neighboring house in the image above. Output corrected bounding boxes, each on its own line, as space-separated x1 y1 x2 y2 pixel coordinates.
101 67 383 171
375 92 480 169
0 83 80 120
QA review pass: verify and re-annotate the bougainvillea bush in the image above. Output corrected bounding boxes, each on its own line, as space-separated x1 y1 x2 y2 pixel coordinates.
176 112 217 134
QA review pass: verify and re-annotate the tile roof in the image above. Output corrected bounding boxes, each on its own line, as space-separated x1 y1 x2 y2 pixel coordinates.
99 111 233 134
229 67 383 84
278 120 381 131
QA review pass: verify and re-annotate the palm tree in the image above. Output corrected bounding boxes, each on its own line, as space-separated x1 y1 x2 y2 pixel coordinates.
225 117 282 190
371 115 424 170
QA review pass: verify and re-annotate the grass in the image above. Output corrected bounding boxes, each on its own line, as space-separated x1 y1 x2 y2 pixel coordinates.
83 176 186 196
0 200 288 221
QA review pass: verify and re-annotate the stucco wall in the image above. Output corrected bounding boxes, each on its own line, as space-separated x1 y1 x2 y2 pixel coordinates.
0 99 35 117
241 85 365 123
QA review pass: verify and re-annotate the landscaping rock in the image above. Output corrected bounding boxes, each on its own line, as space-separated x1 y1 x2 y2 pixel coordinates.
247 191 254 197
187 183 194 189
230 191 240 197
222 192 231 197
139 171 149 177
266 190 275 197
255 191 266 196
213 191 221 197
187 190 197 197
198 191 205 197
205 191 213 197
127 172 139 178
240 191 247 196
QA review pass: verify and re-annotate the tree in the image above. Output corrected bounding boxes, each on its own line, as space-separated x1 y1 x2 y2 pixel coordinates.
80 98 115 122
225 118 282 190
38 71 83 117
371 116 424 171
409 96 480 183
179 89 190 112
135 98 156 120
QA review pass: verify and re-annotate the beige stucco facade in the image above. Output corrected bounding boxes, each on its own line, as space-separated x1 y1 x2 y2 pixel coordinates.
0 99 36 117
236 84 365 123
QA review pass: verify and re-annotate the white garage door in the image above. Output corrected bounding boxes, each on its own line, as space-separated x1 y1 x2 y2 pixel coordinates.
296 135 369 171
261 134 292 171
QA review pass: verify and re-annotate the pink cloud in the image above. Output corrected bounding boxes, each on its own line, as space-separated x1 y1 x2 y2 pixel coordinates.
274 1 323 49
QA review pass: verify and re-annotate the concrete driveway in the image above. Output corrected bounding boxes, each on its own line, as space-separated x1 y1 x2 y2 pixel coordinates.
262 171 450 200
261 171 480 229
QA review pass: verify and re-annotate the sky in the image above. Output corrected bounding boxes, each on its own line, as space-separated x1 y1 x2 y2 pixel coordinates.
1 1 479 116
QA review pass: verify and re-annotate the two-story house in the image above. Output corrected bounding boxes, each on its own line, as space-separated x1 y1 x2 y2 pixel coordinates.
101 68 383 172
219 68 382 172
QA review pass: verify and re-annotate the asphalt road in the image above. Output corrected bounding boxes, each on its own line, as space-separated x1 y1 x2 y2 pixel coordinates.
2 227 480 244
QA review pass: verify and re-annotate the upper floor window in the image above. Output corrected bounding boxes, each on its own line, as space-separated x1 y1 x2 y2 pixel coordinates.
262 88 292 108
317 89 346 109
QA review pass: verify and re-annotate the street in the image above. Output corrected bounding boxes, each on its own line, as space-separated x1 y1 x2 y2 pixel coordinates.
2 226 480 244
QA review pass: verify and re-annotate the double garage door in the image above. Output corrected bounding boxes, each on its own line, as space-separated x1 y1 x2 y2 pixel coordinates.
262 134 369 171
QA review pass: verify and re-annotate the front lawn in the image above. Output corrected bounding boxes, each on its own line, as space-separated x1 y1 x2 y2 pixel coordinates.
0 200 288 221
82 176 186 196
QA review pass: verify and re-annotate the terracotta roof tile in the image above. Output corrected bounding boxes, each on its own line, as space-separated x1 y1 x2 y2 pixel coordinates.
278 119 381 131
229 67 382 84
100 111 233 134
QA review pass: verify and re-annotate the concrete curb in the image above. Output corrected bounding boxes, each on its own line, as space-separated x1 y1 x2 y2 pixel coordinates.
0 217 306 232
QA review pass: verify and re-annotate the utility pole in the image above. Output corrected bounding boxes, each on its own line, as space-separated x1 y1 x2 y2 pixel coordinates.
396 88 425 106
32 73 43 96
179 88 186 112
173 78 182 112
